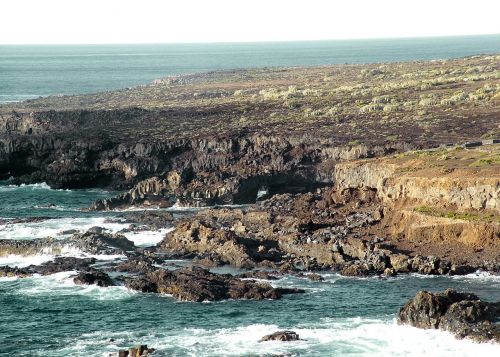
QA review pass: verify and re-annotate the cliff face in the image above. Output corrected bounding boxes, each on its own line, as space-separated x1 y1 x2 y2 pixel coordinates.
389 210 499 248
0 107 420 208
333 146 500 261
88 136 413 209
334 149 500 213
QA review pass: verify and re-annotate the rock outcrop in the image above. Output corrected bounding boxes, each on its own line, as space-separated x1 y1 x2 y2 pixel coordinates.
73 269 115 287
69 231 136 254
157 188 492 275
123 266 304 302
398 289 500 343
0 230 136 260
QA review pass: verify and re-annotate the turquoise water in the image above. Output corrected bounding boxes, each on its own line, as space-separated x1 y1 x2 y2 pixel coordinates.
0 184 499 356
0 182 115 219
1 269 499 356
1 35 500 103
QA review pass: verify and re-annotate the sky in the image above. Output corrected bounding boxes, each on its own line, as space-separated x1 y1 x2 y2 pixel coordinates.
1 0 499 44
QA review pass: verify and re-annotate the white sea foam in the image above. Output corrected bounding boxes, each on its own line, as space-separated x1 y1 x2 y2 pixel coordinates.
122 227 173 247
167 321 499 356
449 271 500 282
0 216 128 240
0 182 70 191
48 318 500 357
0 250 125 268
0 242 125 268
13 271 135 300
1 252 61 267
165 203 247 212
0 215 174 247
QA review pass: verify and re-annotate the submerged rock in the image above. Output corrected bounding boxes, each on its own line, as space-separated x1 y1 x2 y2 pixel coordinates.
31 257 97 275
0 266 32 278
0 257 97 278
398 289 500 343
260 330 300 342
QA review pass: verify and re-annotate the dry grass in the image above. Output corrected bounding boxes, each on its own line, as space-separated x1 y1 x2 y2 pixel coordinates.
1 55 499 144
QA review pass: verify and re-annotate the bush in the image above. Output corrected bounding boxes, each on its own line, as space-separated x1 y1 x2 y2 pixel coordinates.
360 103 383 113
371 95 392 104
419 97 438 106
383 104 401 112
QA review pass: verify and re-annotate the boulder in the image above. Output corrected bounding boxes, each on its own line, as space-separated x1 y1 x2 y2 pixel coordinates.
410 255 450 275
389 253 411 273
383 268 396 277
398 289 500 342
117 344 154 356
306 273 324 281
260 330 300 342
73 270 115 287
341 263 370 277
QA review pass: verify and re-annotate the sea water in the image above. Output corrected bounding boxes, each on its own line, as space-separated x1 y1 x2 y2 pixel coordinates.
1 34 500 103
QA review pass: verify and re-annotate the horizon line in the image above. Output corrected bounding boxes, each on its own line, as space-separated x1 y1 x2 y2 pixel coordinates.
1 33 499 46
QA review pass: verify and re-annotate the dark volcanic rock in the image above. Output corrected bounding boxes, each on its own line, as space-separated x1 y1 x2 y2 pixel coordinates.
115 257 157 274
260 330 300 342
0 257 97 277
113 211 174 232
236 270 279 280
192 252 226 267
87 226 108 234
73 269 115 287
398 289 500 343
124 277 158 293
124 266 304 302
30 257 97 275
117 344 155 356
0 217 54 225
70 231 136 254
0 265 32 278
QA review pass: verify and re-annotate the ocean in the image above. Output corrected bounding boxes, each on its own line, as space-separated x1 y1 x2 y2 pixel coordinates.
1 34 500 103
1 36 500 356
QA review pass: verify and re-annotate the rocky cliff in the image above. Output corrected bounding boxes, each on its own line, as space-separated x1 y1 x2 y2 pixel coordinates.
333 145 500 264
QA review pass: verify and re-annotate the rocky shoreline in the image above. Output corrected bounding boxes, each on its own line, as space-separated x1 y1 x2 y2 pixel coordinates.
1 56 499 353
